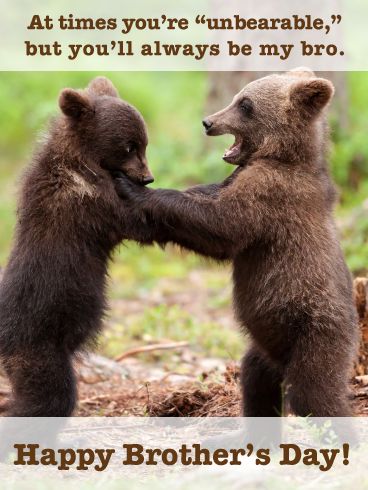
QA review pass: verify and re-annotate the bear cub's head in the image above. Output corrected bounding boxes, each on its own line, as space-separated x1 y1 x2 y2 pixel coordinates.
59 77 154 185
202 68 334 166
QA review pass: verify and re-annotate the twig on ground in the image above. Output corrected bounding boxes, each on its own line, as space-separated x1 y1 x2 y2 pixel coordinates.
114 341 189 362
79 393 114 405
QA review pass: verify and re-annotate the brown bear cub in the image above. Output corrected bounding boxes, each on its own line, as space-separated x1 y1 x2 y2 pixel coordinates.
115 69 359 417
0 77 153 416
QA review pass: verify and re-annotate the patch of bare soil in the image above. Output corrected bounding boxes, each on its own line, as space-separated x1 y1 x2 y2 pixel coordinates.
147 363 241 417
77 360 368 417
0 354 367 417
75 357 241 417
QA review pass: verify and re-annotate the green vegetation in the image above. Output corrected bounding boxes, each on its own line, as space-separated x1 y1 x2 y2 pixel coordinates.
101 302 242 363
0 72 367 360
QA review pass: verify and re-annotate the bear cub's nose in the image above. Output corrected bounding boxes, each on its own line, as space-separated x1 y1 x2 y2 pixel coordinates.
142 176 154 185
202 119 213 131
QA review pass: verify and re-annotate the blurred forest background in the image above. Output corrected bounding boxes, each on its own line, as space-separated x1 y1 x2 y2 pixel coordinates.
0 71 367 372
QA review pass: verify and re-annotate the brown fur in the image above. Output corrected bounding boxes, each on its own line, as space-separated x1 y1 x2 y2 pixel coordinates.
0 77 153 416
115 69 359 417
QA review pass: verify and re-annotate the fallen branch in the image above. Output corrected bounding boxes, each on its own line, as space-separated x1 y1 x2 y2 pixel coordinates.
115 341 189 362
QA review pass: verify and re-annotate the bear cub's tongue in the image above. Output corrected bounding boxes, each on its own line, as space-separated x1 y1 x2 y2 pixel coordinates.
223 139 241 163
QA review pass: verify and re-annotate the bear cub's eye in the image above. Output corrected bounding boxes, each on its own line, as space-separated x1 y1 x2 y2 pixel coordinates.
126 142 137 154
239 98 254 116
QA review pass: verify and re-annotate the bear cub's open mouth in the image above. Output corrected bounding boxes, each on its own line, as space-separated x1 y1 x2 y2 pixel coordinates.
223 135 242 164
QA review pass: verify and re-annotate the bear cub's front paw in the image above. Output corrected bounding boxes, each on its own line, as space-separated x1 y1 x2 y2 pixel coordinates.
112 172 141 201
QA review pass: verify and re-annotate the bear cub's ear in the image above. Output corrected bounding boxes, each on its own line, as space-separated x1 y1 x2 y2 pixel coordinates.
87 77 119 98
287 67 315 79
59 89 93 119
290 78 335 116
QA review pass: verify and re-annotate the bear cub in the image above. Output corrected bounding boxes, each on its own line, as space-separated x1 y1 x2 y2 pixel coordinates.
0 77 153 416
114 69 359 417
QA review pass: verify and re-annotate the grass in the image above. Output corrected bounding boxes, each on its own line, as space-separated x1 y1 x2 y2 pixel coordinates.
109 245 203 299
100 302 243 363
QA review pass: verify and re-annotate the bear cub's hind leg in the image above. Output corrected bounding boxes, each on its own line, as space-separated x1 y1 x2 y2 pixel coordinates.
284 338 353 417
241 344 283 417
3 346 76 417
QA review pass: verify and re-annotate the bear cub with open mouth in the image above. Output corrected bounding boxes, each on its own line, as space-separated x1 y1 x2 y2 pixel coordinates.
114 68 358 417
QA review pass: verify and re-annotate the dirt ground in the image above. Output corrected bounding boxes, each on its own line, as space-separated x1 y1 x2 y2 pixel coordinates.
0 354 366 417
75 359 368 417
0 272 368 417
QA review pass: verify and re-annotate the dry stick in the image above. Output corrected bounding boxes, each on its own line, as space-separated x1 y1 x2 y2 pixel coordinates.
114 341 189 362
80 393 113 405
